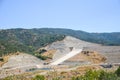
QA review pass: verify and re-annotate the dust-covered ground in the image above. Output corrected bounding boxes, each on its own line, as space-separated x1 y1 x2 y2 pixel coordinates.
0 36 120 79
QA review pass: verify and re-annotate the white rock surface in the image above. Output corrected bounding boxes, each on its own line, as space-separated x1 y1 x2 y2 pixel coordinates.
2 53 44 70
45 36 120 63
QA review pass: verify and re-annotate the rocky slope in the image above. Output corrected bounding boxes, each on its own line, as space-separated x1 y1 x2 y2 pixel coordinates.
41 36 120 64
0 52 44 78
0 36 120 78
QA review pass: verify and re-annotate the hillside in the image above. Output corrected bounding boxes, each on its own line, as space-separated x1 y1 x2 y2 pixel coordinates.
41 36 120 64
0 36 120 79
0 52 44 78
0 28 65 56
0 28 120 56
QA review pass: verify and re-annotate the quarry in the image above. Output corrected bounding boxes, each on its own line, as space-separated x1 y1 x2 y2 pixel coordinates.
0 36 120 79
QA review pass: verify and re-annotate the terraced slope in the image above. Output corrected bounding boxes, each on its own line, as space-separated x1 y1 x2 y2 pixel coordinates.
42 36 120 64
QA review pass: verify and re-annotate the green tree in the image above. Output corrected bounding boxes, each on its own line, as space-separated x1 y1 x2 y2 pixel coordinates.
115 66 120 77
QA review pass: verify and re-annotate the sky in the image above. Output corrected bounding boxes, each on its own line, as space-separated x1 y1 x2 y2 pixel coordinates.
0 0 120 32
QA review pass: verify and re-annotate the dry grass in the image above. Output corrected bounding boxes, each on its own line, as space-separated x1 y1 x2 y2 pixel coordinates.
42 50 56 58
0 55 10 67
67 51 106 64
41 50 56 62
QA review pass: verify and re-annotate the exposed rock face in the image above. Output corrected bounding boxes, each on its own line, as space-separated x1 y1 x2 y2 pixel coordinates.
41 36 120 64
44 36 99 60
0 53 44 78
40 36 106 65
1 53 44 70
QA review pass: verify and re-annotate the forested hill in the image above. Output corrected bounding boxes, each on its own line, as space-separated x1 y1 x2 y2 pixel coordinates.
0 28 65 55
0 28 120 56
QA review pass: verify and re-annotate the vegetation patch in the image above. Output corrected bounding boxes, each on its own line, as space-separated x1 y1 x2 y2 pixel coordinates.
2 67 120 80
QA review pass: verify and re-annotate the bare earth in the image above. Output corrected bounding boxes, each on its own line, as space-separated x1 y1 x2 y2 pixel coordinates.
0 36 120 79
43 36 120 64
0 53 44 78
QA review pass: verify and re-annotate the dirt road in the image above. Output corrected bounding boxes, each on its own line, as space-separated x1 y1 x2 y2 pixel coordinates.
50 49 83 65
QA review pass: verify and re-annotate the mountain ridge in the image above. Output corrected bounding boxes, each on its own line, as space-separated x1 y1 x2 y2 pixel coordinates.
0 28 120 56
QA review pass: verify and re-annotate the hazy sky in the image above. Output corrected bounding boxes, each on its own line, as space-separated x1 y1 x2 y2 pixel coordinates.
0 0 120 32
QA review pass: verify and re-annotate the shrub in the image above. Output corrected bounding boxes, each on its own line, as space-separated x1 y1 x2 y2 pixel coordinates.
33 75 45 80
71 69 120 80
115 66 120 77
99 71 118 80
71 70 100 80
36 54 47 60
84 70 100 80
